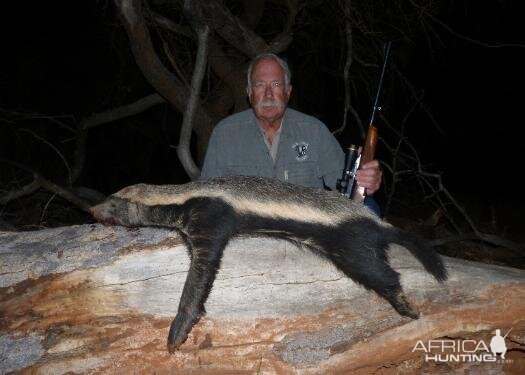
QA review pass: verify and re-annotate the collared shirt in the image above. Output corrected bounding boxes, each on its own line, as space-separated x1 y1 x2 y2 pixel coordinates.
200 108 345 190
258 120 283 162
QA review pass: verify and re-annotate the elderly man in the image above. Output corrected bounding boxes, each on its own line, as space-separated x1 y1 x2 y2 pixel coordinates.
201 53 382 214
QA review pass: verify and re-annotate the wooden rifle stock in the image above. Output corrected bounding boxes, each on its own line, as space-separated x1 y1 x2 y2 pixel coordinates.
360 124 378 167
351 124 378 202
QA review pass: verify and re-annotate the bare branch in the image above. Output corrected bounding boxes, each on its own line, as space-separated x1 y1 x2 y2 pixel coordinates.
39 193 58 226
430 233 524 256
71 93 168 182
266 0 299 54
19 128 73 186
0 91 180 205
37 175 93 212
149 11 193 38
241 0 265 28
176 0 210 180
0 108 75 133
81 94 166 130
0 158 93 211
378 104 523 255
207 37 248 113
333 0 357 137
0 178 40 206
114 0 215 143
199 0 268 57
411 0 525 50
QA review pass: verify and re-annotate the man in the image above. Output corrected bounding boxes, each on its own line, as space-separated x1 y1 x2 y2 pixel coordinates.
201 53 382 214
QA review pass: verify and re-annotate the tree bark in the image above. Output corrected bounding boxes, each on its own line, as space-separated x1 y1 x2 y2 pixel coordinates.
1 225 524 374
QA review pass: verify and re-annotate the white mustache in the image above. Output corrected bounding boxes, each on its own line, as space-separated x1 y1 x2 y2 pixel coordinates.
255 99 285 109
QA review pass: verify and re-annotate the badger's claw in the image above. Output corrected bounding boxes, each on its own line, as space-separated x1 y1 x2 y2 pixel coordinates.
392 291 420 319
166 311 205 353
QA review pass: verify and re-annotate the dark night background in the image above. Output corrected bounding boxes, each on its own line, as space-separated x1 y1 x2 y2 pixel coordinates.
1 1 524 264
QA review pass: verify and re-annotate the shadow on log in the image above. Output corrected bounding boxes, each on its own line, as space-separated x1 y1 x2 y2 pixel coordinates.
1 225 524 374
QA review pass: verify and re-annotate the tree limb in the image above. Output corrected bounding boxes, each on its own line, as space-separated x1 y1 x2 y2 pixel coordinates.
80 94 166 130
241 0 265 29
199 0 268 57
0 178 40 206
114 0 215 146
72 94 168 183
266 0 299 54
333 0 356 137
0 79 197 206
378 103 524 256
0 158 92 211
176 0 210 180
207 37 248 113
149 11 193 38
430 233 525 256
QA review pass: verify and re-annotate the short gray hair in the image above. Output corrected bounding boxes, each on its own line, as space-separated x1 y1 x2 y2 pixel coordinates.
246 53 292 92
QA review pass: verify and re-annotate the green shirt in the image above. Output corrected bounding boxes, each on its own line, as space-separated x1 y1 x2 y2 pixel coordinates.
200 108 344 190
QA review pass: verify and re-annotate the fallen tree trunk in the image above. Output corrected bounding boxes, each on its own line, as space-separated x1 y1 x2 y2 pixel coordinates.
1 224 524 374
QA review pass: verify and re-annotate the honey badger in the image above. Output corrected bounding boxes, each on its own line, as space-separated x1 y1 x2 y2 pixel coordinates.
90 175 447 353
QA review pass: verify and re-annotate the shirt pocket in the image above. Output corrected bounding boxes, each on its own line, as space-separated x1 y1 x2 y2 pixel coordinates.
283 161 321 188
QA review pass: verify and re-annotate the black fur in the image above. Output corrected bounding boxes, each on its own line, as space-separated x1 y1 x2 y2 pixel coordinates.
91 180 447 353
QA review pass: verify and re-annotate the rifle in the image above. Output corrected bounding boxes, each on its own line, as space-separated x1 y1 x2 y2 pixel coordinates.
337 42 392 202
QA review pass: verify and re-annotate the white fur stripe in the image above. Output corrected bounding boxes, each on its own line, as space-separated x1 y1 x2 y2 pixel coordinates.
115 187 341 225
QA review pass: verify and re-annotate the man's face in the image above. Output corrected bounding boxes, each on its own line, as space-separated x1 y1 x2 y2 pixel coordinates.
247 58 292 124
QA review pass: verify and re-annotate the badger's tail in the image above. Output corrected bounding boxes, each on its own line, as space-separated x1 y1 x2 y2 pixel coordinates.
390 227 448 282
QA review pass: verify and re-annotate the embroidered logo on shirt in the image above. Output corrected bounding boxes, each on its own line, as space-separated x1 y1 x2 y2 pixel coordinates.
292 142 309 161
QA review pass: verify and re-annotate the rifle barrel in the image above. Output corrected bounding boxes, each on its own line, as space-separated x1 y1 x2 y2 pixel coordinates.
369 42 392 127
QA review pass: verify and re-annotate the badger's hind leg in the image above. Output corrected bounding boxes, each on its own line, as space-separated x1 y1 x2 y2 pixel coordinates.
167 198 236 353
320 222 420 319
332 251 419 319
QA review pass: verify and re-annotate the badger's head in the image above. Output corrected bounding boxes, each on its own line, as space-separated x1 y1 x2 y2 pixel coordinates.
90 196 140 227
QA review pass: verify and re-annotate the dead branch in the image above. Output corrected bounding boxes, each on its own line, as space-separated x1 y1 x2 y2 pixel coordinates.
333 0 357 137
0 109 75 132
378 106 524 255
18 128 73 185
206 38 248 114
148 11 247 114
430 233 525 256
0 178 40 206
149 11 193 38
80 93 166 130
176 0 210 180
266 0 298 54
198 0 268 57
241 0 265 28
0 158 92 212
114 0 215 145
410 0 525 50
0 92 170 206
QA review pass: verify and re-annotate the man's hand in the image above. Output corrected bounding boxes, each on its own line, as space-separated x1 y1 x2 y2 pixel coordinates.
355 160 382 195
